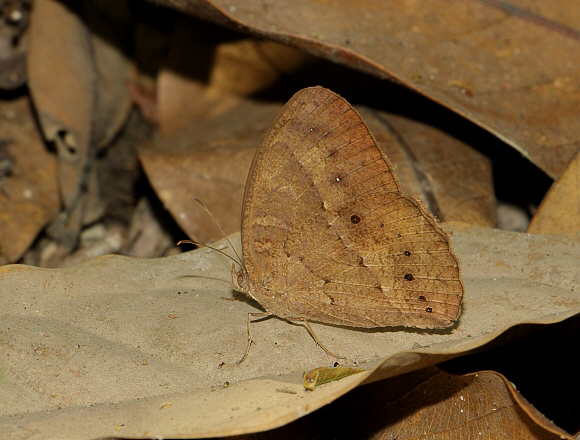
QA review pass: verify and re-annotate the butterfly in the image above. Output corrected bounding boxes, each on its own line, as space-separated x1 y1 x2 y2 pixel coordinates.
231 86 463 363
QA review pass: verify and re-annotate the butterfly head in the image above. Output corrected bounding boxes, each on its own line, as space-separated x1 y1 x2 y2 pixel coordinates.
231 263 256 299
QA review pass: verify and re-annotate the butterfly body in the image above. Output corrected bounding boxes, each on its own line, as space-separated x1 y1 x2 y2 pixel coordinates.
232 86 463 345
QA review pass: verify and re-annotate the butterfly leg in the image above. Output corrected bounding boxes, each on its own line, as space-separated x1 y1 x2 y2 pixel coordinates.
291 319 346 360
236 311 274 364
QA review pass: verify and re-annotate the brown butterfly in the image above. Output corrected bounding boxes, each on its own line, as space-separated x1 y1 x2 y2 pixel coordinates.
232 86 463 363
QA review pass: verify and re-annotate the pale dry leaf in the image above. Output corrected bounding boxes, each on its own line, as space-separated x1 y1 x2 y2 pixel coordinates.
0 228 578 438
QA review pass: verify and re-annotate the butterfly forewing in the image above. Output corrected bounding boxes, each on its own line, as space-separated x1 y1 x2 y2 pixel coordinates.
240 86 463 329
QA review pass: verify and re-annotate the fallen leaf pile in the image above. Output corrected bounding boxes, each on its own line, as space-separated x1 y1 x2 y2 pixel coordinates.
0 1 578 438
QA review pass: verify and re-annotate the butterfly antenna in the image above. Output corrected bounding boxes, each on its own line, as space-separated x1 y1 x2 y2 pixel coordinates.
186 198 244 268
177 239 241 266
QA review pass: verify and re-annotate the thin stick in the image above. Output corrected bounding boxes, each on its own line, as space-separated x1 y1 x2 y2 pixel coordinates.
237 312 273 364
291 319 346 360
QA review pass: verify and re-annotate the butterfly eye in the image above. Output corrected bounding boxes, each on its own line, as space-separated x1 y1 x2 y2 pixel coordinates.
237 272 248 287
350 214 361 224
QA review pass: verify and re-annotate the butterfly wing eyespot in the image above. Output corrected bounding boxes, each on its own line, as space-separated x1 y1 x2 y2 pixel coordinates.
350 214 361 224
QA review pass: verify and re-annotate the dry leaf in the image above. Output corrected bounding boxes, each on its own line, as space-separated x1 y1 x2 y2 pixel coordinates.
278 367 573 440
360 109 496 226
0 0 30 89
139 96 279 243
158 15 310 137
27 0 134 241
357 368 572 439
0 228 578 438
528 151 580 234
156 0 580 178
0 96 59 265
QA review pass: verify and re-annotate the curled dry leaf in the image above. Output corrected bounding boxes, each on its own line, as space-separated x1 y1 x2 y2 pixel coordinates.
0 97 59 265
27 0 134 242
293 367 573 440
0 228 578 438
527 151 580 234
0 0 30 89
360 108 496 226
156 0 580 179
